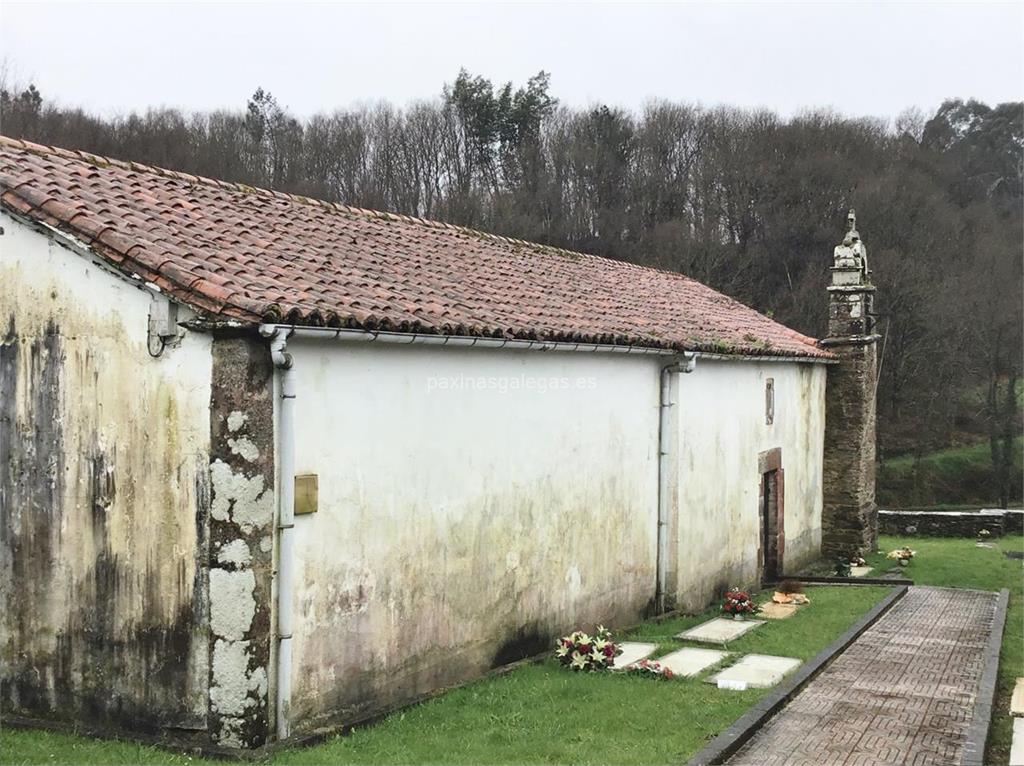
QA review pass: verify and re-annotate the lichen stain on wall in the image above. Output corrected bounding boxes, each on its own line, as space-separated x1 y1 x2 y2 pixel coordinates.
205 338 276 748
788 364 826 565
291 469 654 732
0 227 213 732
283 342 661 733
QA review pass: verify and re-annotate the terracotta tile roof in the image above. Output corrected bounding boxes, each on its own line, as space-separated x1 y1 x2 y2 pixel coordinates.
0 135 831 359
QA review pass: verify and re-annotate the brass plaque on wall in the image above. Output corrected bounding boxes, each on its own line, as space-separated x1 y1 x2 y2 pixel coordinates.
295 473 318 515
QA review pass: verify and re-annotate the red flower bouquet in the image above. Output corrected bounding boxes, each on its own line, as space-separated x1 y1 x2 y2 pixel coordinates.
721 588 757 617
626 658 675 680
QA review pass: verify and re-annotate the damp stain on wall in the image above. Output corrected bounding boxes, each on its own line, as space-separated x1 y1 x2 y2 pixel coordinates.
0 222 214 735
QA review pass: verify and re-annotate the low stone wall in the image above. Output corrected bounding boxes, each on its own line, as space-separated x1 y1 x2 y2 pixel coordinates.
879 509 1023 538
1006 510 1024 534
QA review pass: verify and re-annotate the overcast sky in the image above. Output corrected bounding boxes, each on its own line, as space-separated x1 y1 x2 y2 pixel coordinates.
2 1 1021 123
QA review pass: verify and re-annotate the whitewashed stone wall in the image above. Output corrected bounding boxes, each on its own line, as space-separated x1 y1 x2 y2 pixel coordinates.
284 340 663 732
0 211 214 732
281 340 827 732
673 358 827 611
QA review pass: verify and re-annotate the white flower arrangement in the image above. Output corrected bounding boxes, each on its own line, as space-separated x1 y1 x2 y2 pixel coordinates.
554 625 621 671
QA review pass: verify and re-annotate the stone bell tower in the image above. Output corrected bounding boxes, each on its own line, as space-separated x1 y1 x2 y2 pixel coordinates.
821 210 880 557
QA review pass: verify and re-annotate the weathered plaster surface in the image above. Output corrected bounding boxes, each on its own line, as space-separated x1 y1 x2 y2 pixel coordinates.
284 341 661 733
673 359 826 612
0 212 213 731
206 336 275 748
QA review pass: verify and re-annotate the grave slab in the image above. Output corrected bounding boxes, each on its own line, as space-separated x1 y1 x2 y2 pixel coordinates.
759 602 797 620
851 566 874 577
1012 717 1024 766
611 642 657 669
677 617 764 644
708 654 802 689
1012 677 1024 716
656 647 730 677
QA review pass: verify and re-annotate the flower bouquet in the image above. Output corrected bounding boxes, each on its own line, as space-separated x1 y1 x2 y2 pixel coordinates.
887 546 916 566
626 658 675 680
722 588 757 619
554 625 621 671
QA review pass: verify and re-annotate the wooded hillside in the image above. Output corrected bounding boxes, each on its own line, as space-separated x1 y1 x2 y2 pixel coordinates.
2 71 1020 504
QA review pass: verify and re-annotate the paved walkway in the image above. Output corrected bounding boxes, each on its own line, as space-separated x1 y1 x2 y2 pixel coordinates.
727 586 1002 766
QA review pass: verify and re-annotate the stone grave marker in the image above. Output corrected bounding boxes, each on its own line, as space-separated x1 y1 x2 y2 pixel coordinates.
611 642 657 670
676 617 764 644
655 647 730 677
1012 677 1024 717
1011 718 1024 766
707 654 802 689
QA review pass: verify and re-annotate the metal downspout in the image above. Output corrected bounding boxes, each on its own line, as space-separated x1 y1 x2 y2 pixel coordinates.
261 326 296 742
656 353 697 614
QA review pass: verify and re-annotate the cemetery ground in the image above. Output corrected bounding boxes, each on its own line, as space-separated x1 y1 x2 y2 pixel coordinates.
864 534 1024 765
3 535 1020 766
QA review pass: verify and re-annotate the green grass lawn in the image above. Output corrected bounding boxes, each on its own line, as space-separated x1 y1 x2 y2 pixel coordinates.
867 533 1023 765
883 438 1024 475
6 535 1019 766
1 585 891 766
878 437 1023 508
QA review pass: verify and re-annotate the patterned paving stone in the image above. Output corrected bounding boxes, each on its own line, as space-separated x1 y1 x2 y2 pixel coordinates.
726 586 1002 765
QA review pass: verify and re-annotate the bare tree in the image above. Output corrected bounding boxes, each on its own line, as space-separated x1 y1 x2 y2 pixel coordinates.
2 70 1020 504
